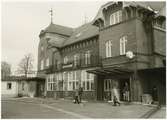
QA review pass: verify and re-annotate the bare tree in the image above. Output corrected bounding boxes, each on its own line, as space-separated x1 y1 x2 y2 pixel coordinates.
17 53 34 77
1 61 11 79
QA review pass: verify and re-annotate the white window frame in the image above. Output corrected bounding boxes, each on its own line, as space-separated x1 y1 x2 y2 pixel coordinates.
104 79 112 91
120 36 127 55
47 74 57 91
105 40 112 58
63 72 67 91
67 71 79 91
110 10 122 25
81 70 94 91
85 51 91 65
74 54 79 66
57 73 63 91
40 59 44 70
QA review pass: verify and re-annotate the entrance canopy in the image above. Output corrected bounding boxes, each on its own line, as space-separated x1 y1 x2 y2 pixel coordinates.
87 66 132 75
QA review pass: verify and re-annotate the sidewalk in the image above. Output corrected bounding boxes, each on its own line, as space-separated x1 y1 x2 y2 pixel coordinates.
149 106 166 118
2 97 166 118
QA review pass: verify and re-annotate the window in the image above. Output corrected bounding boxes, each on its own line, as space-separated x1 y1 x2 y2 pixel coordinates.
40 59 44 70
63 72 67 91
57 73 63 91
81 70 94 91
104 79 112 91
120 36 127 55
47 74 57 91
74 54 80 66
105 40 112 58
85 51 91 65
67 71 79 91
46 57 49 67
7 83 12 90
110 10 122 25
64 56 68 64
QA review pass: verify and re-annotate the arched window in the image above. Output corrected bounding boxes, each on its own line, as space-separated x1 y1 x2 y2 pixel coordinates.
110 10 122 25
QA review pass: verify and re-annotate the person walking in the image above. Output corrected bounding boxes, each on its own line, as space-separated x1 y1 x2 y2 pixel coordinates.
123 82 130 101
74 89 80 104
79 86 83 103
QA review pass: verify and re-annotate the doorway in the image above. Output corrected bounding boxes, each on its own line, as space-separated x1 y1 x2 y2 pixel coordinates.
119 79 130 101
36 82 45 97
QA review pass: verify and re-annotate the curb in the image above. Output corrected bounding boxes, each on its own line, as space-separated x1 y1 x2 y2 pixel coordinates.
140 106 160 118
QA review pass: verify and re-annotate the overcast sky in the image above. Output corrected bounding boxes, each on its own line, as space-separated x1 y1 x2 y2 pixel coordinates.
2 1 107 74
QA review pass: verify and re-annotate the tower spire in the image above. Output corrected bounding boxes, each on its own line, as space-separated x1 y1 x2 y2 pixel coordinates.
49 8 53 24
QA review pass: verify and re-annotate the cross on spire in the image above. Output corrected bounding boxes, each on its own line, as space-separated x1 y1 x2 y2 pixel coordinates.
49 8 53 24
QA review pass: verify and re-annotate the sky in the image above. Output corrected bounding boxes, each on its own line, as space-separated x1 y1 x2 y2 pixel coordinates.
1 0 107 74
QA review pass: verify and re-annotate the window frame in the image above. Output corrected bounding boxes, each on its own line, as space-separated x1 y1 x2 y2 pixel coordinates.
85 51 91 65
40 59 44 70
74 54 80 66
105 40 112 58
81 70 94 91
120 36 127 55
7 82 12 90
47 74 57 91
67 71 79 91
110 10 122 26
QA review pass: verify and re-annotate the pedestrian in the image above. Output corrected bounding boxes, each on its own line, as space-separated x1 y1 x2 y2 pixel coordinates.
113 96 120 106
79 86 83 103
43 90 47 98
74 89 80 104
123 82 130 101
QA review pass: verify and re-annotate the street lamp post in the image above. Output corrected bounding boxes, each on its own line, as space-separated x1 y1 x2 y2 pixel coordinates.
126 51 136 102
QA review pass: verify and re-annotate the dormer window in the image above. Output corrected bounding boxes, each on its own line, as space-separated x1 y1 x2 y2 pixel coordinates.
110 10 122 25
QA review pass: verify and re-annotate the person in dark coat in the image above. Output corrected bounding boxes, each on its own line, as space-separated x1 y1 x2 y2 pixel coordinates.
74 89 80 104
79 86 83 103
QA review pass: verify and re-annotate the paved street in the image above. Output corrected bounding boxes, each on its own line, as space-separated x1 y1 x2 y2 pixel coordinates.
1 97 166 119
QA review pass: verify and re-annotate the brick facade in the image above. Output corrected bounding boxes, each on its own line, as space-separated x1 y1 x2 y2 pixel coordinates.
37 2 166 104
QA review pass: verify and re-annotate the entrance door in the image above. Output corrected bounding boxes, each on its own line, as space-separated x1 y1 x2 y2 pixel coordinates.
119 79 130 101
36 82 44 97
104 79 120 101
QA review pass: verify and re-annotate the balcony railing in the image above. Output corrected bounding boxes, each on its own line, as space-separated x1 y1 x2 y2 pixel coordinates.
45 55 102 74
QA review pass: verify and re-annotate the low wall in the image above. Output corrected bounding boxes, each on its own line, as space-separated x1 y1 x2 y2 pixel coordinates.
46 91 96 100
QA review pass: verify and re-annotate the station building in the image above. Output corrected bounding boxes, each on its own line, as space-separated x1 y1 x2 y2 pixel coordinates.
37 2 166 104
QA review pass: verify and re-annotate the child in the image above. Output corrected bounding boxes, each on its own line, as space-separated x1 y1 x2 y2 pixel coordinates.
113 96 120 106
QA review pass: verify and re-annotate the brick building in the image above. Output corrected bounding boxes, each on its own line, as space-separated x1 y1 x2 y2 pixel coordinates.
37 2 166 104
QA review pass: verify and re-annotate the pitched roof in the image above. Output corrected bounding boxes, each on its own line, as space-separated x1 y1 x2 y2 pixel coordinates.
62 22 99 46
93 1 166 25
41 23 74 37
